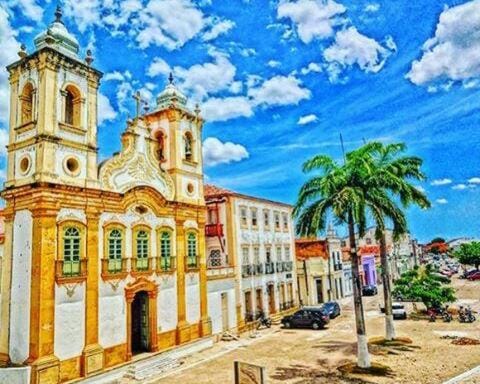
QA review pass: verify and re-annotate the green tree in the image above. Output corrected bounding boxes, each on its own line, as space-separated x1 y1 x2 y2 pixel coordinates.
393 265 455 308
294 142 428 367
362 143 430 340
454 242 480 270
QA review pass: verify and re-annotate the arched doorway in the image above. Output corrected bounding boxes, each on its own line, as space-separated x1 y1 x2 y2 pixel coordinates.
125 277 159 360
132 291 149 354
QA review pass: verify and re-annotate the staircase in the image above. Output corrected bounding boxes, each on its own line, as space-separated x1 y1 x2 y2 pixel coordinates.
123 355 182 381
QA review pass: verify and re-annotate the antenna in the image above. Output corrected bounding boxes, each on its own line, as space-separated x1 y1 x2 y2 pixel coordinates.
339 133 346 165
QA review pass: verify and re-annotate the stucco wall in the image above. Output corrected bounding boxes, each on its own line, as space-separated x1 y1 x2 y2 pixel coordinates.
99 281 127 348
54 283 85 360
185 274 200 324
207 279 236 334
158 275 177 332
9 210 32 364
0 366 31 384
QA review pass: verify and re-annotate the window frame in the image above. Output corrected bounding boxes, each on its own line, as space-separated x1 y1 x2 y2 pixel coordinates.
156 227 175 272
186 230 199 269
56 220 86 283
102 222 127 278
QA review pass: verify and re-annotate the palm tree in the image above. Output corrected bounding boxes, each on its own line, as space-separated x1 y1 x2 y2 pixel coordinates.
363 143 430 340
294 142 430 367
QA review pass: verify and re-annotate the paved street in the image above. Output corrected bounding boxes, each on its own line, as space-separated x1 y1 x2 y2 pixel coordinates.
133 276 480 384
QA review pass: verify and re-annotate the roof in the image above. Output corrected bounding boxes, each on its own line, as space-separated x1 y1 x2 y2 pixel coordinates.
295 239 328 260
204 184 292 208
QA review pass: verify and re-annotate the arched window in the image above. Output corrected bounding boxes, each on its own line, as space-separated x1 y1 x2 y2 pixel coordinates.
20 83 34 125
63 227 80 276
159 231 172 270
184 132 193 161
64 85 81 126
186 232 197 268
155 131 166 163
107 229 123 272
135 230 149 270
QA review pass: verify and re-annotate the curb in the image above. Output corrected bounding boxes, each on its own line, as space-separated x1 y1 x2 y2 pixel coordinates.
443 365 480 384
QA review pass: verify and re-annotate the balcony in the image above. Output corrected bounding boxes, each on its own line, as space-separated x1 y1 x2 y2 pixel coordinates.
283 261 293 272
101 258 128 280
205 223 224 237
255 263 264 275
207 264 235 279
276 261 284 273
131 257 154 274
334 263 343 271
185 254 199 271
264 262 275 274
156 256 176 273
55 258 87 284
242 264 255 277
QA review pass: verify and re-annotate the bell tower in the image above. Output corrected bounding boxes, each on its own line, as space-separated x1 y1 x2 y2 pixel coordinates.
5 6 102 189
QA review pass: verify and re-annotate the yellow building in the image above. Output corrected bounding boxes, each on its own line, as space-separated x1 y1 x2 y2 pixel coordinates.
0 7 211 384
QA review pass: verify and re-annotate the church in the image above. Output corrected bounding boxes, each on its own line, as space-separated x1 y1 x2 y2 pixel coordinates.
0 7 212 383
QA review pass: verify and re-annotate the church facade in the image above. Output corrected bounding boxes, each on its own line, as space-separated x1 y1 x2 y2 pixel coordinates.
0 8 211 384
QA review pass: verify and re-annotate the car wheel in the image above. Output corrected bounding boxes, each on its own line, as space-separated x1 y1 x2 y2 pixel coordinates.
284 321 291 329
403 313 407 320
312 322 320 330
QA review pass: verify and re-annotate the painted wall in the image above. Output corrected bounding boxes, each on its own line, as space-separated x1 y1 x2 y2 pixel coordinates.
185 274 200 324
207 279 236 334
99 281 127 348
362 255 377 286
157 275 177 332
54 283 85 360
9 210 32 364
0 366 31 384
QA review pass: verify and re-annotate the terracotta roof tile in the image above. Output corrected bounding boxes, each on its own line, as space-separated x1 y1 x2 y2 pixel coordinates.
204 184 292 208
295 239 328 260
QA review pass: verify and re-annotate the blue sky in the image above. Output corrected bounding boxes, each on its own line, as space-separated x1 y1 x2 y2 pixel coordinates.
1 0 480 243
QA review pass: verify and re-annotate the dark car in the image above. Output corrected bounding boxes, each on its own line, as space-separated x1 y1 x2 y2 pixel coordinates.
281 308 330 330
322 301 341 319
362 285 378 296
468 271 480 281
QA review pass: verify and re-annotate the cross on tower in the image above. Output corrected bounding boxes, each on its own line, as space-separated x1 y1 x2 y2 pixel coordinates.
132 91 147 119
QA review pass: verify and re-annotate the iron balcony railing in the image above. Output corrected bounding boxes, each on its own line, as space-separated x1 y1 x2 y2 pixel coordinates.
255 263 264 275
156 255 176 272
242 264 255 277
283 261 293 272
185 254 199 270
205 223 224 237
264 262 275 274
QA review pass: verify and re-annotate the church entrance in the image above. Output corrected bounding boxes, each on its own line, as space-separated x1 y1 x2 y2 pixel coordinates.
131 291 149 355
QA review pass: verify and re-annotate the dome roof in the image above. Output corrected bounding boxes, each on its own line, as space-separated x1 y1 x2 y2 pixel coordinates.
156 73 188 110
34 6 79 58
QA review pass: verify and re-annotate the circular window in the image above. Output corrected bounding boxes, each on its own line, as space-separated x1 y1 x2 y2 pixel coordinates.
64 157 80 176
19 155 31 175
187 183 195 195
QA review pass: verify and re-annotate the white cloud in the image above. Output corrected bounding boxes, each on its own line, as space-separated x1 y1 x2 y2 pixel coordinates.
267 60 281 68
147 58 171 77
323 27 395 80
104 71 129 82
431 178 452 186
277 0 346 43
202 137 249 166
297 114 318 125
364 3 380 13
174 52 236 99
248 75 311 107
201 97 254 122
407 0 480 86
202 18 235 41
64 0 102 32
12 0 43 22
0 5 21 126
97 93 118 125
452 184 467 190
301 62 322 75
468 177 480 184
436 198 448 204
415 185 426 193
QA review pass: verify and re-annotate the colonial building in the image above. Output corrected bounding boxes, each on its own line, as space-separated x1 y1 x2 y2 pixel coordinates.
204 185 297 329
0 8 211 383
295 226 344 306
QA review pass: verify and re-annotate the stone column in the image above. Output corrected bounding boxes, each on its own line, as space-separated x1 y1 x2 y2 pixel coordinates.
175 221 191 343
125 294 133 361
198 222 211 336
81 212 104 376
29 208 60 384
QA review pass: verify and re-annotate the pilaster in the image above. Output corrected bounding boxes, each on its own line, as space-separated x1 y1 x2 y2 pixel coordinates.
175 220 191 343
198 222 211 336
81 211 103 376
28 208 60 384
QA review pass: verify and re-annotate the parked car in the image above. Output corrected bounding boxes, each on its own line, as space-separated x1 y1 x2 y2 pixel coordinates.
362 285 378 296
467 271 480 281
461 269 478 279
380 302 407 319
322 301 341 319
281 308 330 330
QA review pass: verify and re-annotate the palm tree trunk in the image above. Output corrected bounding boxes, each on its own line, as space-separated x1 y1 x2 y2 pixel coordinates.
380 232 395 341
348 211 371 368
